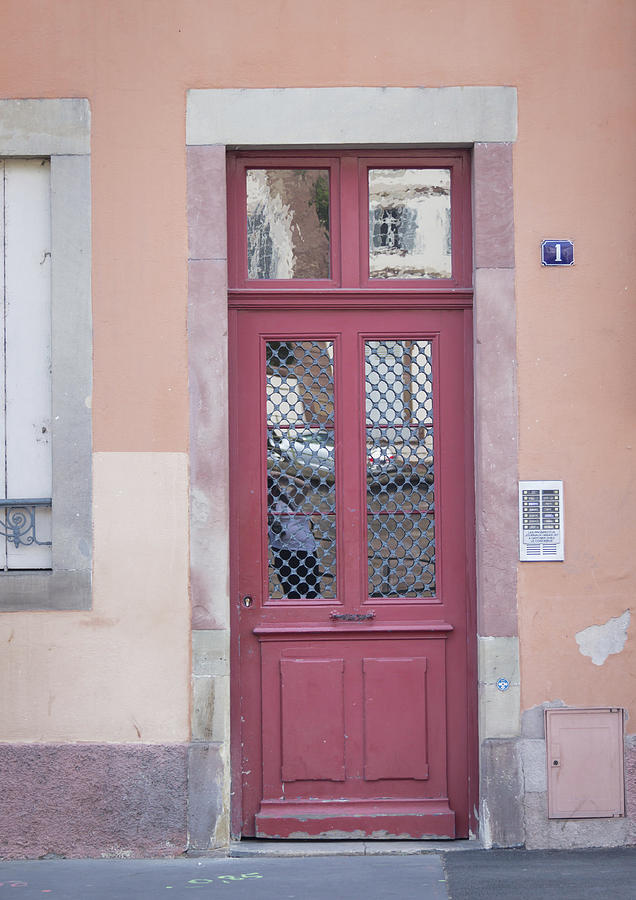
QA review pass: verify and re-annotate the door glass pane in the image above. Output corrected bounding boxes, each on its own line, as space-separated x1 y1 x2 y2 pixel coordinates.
266 340 336 598
247 169 330 279
368 169 451 279
366 340 435 598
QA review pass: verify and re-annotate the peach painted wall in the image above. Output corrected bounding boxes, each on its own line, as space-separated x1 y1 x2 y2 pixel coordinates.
1 453 190 742
0 1 634 737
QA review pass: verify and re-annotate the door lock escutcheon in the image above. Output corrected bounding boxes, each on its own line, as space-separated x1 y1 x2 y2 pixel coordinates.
242 595 253 608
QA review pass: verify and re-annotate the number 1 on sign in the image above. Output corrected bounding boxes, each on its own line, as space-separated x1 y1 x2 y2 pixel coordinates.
554 243 562 262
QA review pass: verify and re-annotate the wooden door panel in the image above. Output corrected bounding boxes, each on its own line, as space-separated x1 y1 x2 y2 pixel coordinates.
280 658 346 782
257 634 452 837
363 657 429 781
232 306 472 839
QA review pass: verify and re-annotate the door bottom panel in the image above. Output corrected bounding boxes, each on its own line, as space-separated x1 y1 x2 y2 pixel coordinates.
256 799 455 839
255 635 454 839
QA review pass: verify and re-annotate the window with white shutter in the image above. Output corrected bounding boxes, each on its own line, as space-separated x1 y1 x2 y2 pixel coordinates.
0 159 53 569
0 99 92 610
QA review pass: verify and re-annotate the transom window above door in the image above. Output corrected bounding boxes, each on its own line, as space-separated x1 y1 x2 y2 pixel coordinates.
227 151 471 291
247 168 332 280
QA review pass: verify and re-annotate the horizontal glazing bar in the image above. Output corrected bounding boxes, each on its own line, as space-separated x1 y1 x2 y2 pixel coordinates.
0 498 52 507
365 422 432 429
268 424 335 430
368 509 435 516
271 511 336 517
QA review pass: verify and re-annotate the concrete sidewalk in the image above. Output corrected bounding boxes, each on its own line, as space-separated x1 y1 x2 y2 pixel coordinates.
0 845 634 899
228 838 481 856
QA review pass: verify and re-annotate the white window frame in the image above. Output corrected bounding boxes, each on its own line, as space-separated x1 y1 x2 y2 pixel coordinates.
0 99 92 610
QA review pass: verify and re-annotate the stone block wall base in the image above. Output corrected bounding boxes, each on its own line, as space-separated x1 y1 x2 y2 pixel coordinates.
523 792 634 850
0 743 226 859
187 742 228 850
480 738 524 848
480 734 636 850
1 738 633 857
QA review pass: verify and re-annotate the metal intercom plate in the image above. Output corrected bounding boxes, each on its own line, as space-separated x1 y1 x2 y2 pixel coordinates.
519 480 564 561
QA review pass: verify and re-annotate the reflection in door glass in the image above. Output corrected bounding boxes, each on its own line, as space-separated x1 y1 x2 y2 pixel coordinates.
247 170 330 279
266 341 336 598
366 340 435 597
368 169 451 279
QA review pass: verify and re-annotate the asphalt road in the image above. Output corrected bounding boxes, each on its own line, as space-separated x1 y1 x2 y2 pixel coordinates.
0 855 447 900
1 847 634 900
443 847 636 900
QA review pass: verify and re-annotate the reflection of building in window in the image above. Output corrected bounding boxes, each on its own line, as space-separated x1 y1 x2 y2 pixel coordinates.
0 159 52 570
371 206 417 252
247 206 275 279
247 169 330 279
368 168 451 279
365 340 435 598
265 340 337 599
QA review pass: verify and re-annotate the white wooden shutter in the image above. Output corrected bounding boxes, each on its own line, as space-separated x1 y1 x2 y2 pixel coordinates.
1 159 52 569
0 164 5 570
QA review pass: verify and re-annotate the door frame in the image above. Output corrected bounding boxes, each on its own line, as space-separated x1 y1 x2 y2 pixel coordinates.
186 86 518 849
227 148 476 839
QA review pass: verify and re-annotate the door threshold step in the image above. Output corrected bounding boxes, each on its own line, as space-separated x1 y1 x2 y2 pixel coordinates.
229 839 483 857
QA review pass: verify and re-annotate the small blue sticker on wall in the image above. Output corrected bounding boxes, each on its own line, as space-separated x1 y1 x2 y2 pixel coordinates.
496 678 510 692
541 239 574 266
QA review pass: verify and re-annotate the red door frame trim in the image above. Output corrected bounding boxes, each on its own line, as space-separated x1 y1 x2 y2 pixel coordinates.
228 149 477 840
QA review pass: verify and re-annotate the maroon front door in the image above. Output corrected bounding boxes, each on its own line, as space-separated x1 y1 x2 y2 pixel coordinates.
229 152 475 839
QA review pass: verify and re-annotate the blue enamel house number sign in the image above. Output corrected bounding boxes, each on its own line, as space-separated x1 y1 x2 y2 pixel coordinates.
541 239 574 266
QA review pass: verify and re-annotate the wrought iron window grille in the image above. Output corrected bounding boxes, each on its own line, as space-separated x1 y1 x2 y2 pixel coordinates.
0 499 52 550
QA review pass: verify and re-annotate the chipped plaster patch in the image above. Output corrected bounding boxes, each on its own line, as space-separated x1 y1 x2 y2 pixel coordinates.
575 610 631 666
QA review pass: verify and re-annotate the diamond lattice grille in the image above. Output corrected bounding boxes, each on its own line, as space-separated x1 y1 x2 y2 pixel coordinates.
365 340 435 598
266 341 336 599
